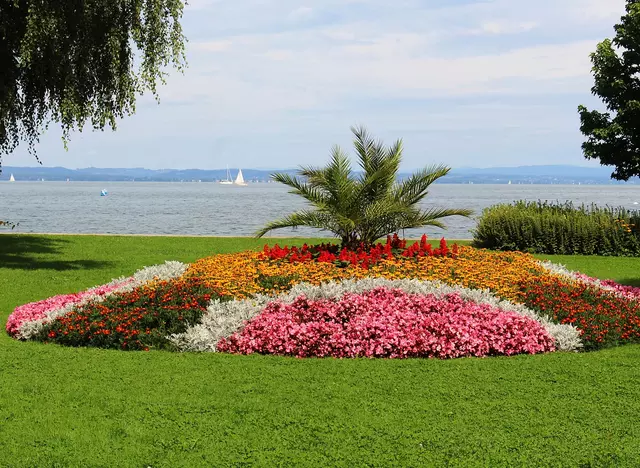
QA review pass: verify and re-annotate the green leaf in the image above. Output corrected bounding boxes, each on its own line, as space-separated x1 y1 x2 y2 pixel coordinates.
257 126 473 248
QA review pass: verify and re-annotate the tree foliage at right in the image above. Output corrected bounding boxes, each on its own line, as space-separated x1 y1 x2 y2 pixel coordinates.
578 0 640 181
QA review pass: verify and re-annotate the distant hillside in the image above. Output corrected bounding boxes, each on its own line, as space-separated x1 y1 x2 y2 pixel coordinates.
444 165 635 184
0 166 291 182
451 165 614 177
0 165 637 184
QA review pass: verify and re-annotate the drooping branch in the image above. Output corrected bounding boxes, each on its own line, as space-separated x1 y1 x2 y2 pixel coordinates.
0 0 187 172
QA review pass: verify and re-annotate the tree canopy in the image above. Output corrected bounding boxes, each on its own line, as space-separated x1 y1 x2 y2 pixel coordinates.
256 126 472 249
578 0 640 181
0 0 186 172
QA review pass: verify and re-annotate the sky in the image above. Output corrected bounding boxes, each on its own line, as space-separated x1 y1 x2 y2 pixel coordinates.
4 0 629 170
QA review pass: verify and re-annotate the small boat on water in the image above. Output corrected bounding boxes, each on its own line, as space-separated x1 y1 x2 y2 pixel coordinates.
234 169 248 186
100 189 108 197
9 173 15 182
220 165 233 185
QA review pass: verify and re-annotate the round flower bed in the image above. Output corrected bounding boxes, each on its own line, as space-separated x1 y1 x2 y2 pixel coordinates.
6 237 640 356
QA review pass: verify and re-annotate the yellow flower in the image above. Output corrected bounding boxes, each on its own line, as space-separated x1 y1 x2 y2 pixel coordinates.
182 245 561 303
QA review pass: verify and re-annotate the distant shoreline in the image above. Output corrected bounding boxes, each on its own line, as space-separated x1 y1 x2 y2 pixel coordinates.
0 232 473 241
2 163 638 185
2 180 639 186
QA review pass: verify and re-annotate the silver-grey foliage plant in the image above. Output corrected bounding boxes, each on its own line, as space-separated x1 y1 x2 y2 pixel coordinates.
168 278 582 353
16 261 188 340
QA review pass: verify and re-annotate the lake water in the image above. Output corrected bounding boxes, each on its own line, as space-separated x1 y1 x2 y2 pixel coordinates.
1 182 640 239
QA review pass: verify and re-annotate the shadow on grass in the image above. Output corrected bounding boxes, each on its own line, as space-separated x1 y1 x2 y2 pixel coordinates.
0 235 113 271
619 278 640 287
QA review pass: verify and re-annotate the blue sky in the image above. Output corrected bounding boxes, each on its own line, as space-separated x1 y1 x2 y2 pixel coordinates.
5 0 628 170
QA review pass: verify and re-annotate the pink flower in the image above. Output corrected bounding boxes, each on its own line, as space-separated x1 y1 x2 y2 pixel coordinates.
217 288 555 359
574 273 640 300
6 279 133 336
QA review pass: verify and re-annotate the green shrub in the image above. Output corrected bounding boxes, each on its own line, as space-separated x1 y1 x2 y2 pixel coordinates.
473 201 640 256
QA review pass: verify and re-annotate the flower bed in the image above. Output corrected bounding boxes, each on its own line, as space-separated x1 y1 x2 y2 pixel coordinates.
185 244 547 301
39 277 224 351
261 235 458 268
539 260 640 300
217 288 555 358
6 278 133 338
168 278 581 353
6 261 188 340
6 238 640 356
520 276 640 349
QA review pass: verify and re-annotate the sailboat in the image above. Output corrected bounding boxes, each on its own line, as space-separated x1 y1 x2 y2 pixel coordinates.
220 165 233 185
9 173 15 182
234 169 248 186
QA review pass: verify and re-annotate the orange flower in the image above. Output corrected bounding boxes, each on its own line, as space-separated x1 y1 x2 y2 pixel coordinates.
183 246 555 302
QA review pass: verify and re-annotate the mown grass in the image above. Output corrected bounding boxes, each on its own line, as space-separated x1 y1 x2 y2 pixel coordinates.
1 234 639 467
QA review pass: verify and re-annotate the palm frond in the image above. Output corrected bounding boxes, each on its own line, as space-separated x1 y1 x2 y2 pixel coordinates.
394 164 451 206
358 201 417 241
298 165 327 188
351 125 377 173
355 136 402 208
254 210 342 238
406 207 474 229
271 172 330 208
325 145 359 212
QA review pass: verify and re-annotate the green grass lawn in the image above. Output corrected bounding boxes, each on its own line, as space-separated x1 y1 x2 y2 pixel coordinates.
1 234 639 467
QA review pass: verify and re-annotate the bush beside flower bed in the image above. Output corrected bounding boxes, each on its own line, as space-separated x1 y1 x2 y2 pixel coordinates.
473 201 640 256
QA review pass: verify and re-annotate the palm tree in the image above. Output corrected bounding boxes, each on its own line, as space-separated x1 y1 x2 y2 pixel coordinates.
256 126 472 249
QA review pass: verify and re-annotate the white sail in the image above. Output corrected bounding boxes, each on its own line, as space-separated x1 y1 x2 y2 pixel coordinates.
9 173 15 182
234 169 247 186
220 165 233 184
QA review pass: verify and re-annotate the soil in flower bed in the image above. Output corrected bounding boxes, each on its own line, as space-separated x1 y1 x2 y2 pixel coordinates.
39 277 226 350
217 288 555 358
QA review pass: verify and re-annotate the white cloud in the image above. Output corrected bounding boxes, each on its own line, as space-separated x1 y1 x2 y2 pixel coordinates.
470 21 539 35
182 32 597 107
573 0 626 22
138 0 620 146
191 40 233 52
287 6 315 22
262 49 294 61
14 0 630 169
